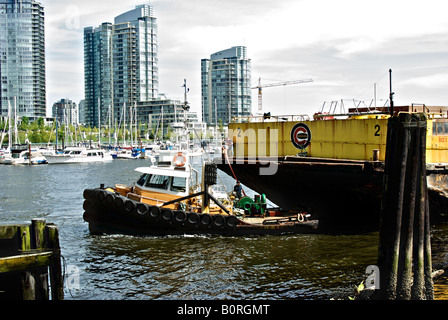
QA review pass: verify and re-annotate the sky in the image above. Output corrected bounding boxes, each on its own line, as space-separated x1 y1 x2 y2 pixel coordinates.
42 0 448 119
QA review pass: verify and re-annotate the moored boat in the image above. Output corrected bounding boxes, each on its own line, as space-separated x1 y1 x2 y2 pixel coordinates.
46 147 113 164
0 148 12 164
112 147 141 159
1 146 47 165
83 150 318 236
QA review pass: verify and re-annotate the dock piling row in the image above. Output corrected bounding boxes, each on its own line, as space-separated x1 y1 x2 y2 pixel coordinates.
377 113 433 300
0 219 64 300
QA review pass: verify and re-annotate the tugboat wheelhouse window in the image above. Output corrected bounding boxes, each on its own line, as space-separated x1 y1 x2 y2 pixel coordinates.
171 176 186 192
145 174 170 190
138 173 187 192
136 174 149 186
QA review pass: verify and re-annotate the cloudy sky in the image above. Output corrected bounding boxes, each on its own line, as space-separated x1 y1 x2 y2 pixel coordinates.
42 0 448 119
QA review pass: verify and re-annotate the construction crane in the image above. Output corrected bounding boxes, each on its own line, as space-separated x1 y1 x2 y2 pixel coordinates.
251 77 313 112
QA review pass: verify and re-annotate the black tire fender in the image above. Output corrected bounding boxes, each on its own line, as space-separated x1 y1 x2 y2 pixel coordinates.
200 213 212 226
174 210 187 222
137 203 149 215
187 212 200 224
213 215 225 228
125 199 136 213
150 206 161 219
161 208 173 221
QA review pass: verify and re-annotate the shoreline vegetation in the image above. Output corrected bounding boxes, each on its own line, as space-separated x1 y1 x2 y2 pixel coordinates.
0 116 223 147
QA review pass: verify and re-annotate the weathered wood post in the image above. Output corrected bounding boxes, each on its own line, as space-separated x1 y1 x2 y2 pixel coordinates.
31 218 49 300
46 224 64 300
0 220 64 300
376 113 433 300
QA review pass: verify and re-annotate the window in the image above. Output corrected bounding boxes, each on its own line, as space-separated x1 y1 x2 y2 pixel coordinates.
433 122 448 135
145 174 169 190
136 174 148 186
171 177 186 192
438 123 443 135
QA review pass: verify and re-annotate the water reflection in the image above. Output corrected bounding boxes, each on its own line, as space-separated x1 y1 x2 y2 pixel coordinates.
73 232 380 300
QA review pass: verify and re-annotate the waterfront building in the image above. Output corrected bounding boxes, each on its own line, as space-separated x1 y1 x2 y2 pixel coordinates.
52 98 78 126
136 95 200 138
78 99 86 125
83 22 113 129
83 4 158 128
0 0 46 121
112 5 158 123
201 46 251 126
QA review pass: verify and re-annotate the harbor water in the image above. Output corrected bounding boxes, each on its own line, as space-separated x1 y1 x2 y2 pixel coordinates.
1 157 448 300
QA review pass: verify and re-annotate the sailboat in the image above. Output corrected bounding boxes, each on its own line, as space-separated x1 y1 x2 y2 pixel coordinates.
0 102 12 164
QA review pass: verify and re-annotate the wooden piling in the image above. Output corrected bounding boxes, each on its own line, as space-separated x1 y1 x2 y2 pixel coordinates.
0 220 64 300
30 218 49 300
376 113 433 300
46 225 64 300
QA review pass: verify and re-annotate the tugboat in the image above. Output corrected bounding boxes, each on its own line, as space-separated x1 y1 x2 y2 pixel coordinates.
82 150 318 236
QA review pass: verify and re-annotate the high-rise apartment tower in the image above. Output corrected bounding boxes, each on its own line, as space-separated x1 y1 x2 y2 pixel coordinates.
0 0 46 120
201 46 251 126
84 4 158 128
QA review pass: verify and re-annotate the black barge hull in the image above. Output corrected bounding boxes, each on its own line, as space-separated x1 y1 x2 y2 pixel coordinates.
82 188 318 236
215 156 448 233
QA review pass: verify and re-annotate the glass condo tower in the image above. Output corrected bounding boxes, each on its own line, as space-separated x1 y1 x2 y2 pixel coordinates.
201 46 251 126
84 4 158 128
0 0 46 120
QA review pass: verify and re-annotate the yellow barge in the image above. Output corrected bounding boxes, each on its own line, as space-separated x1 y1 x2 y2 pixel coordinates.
216 106 448 232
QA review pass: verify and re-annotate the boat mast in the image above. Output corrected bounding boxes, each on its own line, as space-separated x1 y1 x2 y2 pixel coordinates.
389 69 394 116
98 98 101 146
182 79 190 150
8 100 12 150
14 97 19 145
123 102 126 146
0 111 8 147
130 102 133 146
134 101 137 146
108 105 111 146
6 101 11 150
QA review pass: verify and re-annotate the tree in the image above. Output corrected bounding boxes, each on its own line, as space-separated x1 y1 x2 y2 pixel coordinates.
20 116 29 131
218 119 224 137
37 117 44 130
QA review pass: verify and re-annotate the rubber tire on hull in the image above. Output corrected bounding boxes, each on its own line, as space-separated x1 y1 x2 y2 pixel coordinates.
150 206 161 219
98 190 106 201
212 215 225 229
161 209 173 221
174 210 187 223
115 195 125 208
200 214 212 228
187 212 200 224
125 199 136 213
83 189 98 201
226 215 238 229
106 193 115 205
137 203 149 215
